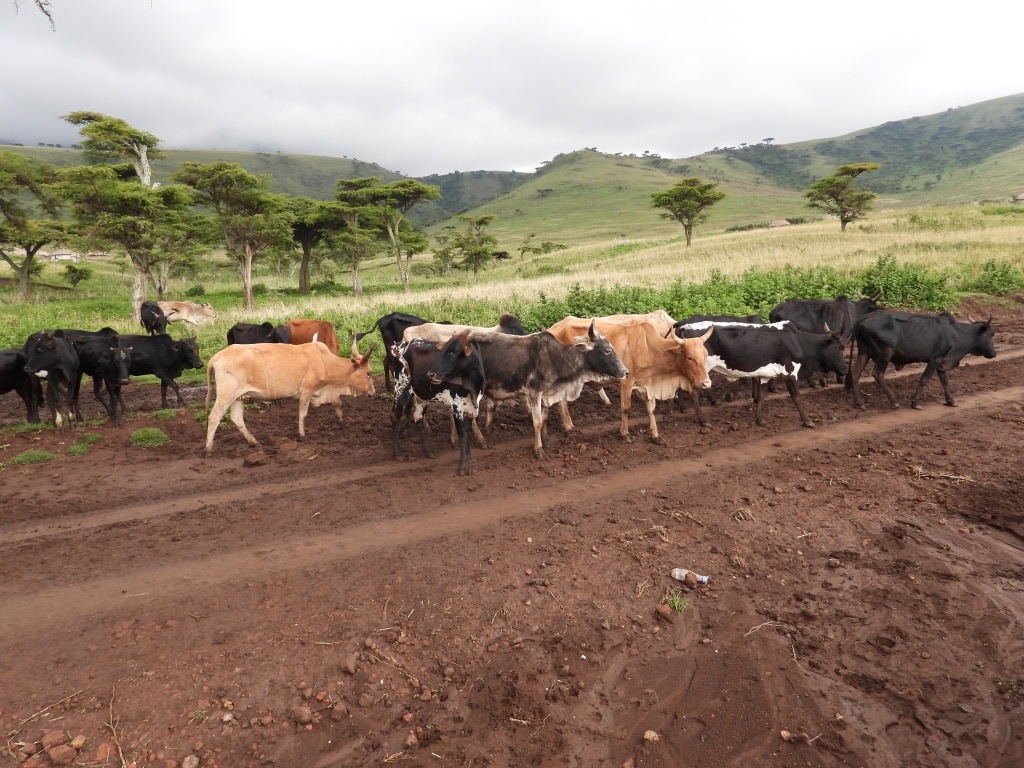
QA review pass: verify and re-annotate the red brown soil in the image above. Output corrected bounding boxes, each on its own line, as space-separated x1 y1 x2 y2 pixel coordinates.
3 298 1024 768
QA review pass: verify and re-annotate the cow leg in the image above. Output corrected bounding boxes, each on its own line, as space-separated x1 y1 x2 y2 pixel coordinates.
910 363 940 409
936 370 956 408
848 348 872 408
597 387 612 405
870 361 900 408
297 396 312 439
618 381 635 443
785 377 814 427
391 387 413 460
93 376 116 421
557 400 575 433
644 394 663 444
413 397 435 459
226 399 259 446
687 388 707 427
525 394 547 460
453 409 471 475
753 380 767 426
470 417 489 449
71 373 85 422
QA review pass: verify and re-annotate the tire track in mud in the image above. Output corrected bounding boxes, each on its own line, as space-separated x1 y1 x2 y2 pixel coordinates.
2 382 1022 641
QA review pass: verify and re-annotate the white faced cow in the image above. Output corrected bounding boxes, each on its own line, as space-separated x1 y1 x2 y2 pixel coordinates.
204 338 375 454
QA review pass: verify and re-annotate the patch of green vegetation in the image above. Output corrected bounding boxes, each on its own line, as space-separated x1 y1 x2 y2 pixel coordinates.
153 409 179 420
9 449 56 465
662 588 690 614
130 428 170 447
69 432 102 457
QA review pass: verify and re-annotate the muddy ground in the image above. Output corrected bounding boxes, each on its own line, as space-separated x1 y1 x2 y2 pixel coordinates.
2 299 1024 768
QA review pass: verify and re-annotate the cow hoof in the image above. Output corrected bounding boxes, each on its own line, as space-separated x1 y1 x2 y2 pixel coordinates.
802 421 815 429
912 404 924 410
534 449 549 461
650 435 665 446
944 401 957 408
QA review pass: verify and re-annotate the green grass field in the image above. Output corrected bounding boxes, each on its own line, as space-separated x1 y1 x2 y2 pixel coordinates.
4 204 1023 391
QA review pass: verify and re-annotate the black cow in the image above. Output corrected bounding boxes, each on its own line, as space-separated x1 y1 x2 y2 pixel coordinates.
226 321 291 345
675 321 847 427
0 348 42 423
23 330 80 432
429 323 629 460
849 311 996 410
769 294 881 384
114 333 204 408
354 312 447 392
390 335 487 474
679 313 765 325
140 300 169 336
70 334 134 425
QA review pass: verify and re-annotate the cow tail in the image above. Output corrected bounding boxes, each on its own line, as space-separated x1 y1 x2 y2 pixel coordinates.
205 362 215 409
845 338 856 389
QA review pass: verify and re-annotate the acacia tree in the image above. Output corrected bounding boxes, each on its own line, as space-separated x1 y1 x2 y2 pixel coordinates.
650 177 726 246
63 111 164 189
0 152 63 299
439 214 498 283
174 161 293 308
60 164 197 319
805 163 881 231
351 178 440 292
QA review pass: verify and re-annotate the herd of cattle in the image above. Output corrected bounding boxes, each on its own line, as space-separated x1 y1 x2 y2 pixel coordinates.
0 294 997 473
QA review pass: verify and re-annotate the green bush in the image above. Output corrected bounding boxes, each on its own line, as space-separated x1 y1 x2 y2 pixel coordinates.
185 284 206 297
965 259 1024 295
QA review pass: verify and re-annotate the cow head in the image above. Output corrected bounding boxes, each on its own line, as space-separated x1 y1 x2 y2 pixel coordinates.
967 314 997 359
667 325 713 389
582 320 629 380
348 339 376 395
175 338 204 370
427 332 476 385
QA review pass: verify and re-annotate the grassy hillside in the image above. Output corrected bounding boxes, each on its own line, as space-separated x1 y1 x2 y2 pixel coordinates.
4 92 1023 252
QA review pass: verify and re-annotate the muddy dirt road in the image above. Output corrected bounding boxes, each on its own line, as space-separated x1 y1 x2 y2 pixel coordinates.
2 300 1024 768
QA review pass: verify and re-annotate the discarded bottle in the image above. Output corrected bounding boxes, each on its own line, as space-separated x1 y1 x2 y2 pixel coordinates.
671 568 709 584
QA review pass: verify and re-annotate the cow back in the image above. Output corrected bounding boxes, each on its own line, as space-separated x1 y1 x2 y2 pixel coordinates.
287 319 340 355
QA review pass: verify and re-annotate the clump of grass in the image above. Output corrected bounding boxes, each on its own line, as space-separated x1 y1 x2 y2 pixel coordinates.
10 449 57 465
69 432 102 456
153 409 179 420
662 587 690 613
130 428 170 447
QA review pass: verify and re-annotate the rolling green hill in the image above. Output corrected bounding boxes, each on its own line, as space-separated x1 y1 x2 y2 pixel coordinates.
4 92 1023 250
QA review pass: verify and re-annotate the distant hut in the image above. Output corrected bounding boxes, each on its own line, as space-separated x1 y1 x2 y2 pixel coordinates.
1013 193 1024 204
769 218 791 228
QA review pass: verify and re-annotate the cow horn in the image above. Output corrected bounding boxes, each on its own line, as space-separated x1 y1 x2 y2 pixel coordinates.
967 314 975 323
350 337 362 358
588 318 598 341
359 342 376 365
823 322 831 334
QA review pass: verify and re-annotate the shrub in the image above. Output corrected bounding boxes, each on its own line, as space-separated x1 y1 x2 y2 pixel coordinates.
185 284 206 297
967 259 1024 295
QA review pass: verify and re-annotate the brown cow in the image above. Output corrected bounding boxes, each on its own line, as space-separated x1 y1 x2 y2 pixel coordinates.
204 338 375 453
286 318 340 355
547 315 713 444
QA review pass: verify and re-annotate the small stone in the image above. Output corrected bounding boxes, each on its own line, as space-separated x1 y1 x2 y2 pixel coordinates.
69 735 85 750
827 557 842 568
182 756 201 768
42 730 66 749
48 744 77 765
242 451 269 467
343 653 359 675
290 706 313 725
643 730 659 742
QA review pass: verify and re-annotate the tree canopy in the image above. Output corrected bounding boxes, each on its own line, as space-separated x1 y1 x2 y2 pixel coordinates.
805 163 881 231
650 177 726 247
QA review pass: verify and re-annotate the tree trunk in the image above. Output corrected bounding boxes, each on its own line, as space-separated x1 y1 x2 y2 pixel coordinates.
351 266 362 297
129 262 148 324
241 246 255 308
299 243 312 294
684 225 693 247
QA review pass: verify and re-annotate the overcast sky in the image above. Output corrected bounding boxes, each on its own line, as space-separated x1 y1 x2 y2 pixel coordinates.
3 0 1021 177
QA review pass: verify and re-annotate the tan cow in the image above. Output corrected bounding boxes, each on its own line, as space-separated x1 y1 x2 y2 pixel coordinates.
401 313 525 343
547 315 713 444
204 339 375 454
158 300 218 332
286 318 340 355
